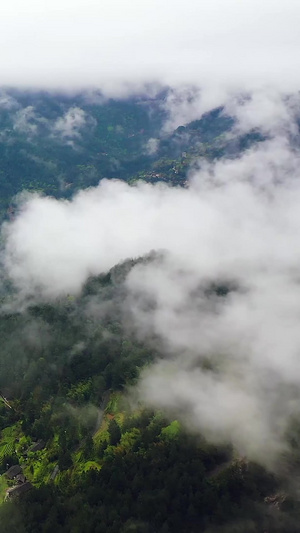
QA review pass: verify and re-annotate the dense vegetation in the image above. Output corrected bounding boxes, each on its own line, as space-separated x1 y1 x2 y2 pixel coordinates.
0 264 297 532
4 409 291 533
0 91 294 532
0 89 263 218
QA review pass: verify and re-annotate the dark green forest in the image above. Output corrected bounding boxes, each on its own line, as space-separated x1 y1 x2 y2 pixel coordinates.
0 90 262 219
0 267 298 533
0 90 296 533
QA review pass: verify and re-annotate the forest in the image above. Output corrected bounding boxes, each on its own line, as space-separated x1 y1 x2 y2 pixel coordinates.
0 265 298 533
0 90 297 533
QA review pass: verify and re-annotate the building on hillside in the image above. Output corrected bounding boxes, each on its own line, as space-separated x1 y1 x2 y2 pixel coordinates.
29 440 45 452
15 473 26 484
5 481 33 500
5 465 22 479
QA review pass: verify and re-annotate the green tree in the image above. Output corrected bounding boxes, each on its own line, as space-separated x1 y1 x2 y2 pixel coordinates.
108 419 121 446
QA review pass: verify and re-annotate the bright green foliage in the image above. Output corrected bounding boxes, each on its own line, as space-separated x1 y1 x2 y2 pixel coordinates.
66 380 93 405
160 420 181 441
0 409 286 533
120 428 141 452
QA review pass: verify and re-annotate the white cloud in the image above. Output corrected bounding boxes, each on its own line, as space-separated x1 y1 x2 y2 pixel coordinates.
0 0 299 99
2 0 300 466
0 91 19 110
144 138 159 155
161 86 229 132
0 1 299 136
3 136 300 466
225 90 300 136
13 106 40 135
52 107 88 139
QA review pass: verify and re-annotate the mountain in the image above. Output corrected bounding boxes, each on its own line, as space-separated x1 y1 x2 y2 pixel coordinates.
0 90 264 218
0 90 296 533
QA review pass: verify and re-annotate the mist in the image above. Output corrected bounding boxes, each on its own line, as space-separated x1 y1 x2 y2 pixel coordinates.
2 130 300 468
1 0 300 471
0 1 300 104
1 1 299 148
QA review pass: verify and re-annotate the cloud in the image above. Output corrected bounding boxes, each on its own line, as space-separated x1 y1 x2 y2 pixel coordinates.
2 102 96 146
225 90 300 137
144 138 159 155
161 86 229 132
13 106 40 135
0 91 19 110
0 0 299 99
52 106 90 140
0 1 299 137
3 135 300 467
1 0 300 475
1 0 300 463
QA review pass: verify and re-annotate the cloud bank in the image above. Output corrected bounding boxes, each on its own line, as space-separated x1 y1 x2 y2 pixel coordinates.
1 0 300 99
3 134 300 467
0 1 299 140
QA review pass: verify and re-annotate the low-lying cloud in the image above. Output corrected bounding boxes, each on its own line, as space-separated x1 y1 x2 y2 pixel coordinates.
3 133 300 468
52 107 93 140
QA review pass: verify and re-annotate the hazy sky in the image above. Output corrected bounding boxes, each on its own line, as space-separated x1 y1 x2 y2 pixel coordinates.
1 0 299 96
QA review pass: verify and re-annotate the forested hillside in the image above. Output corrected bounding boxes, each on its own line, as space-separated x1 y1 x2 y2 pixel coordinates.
0 90 263 218
0 91 297 533
0 262 298 533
